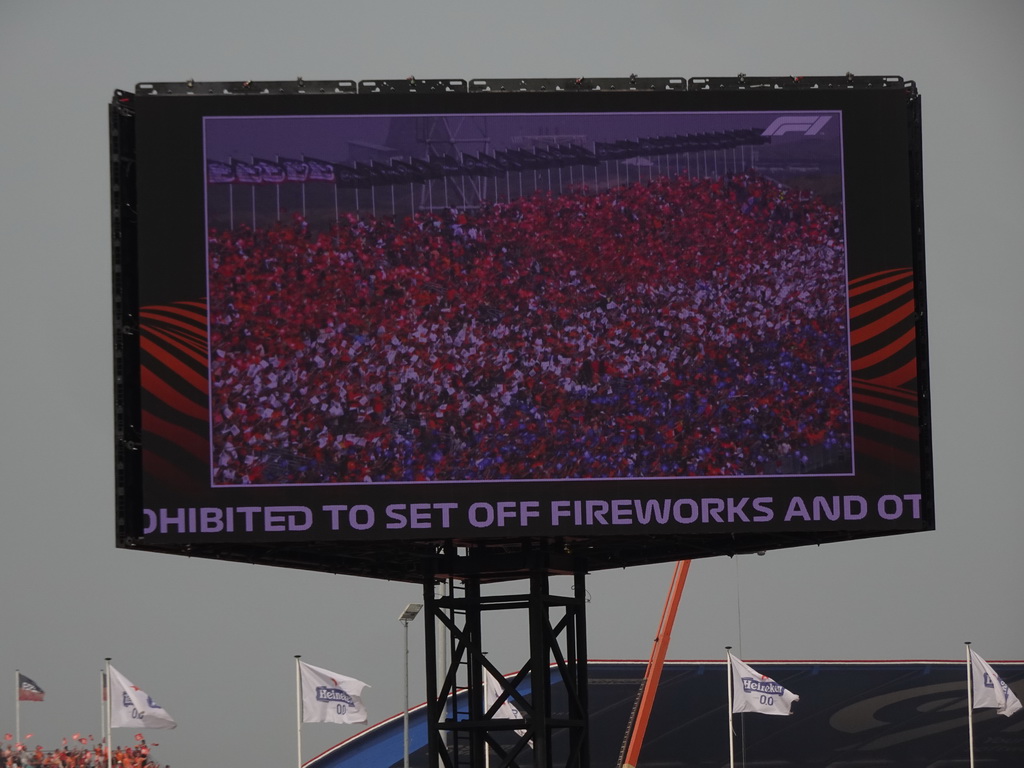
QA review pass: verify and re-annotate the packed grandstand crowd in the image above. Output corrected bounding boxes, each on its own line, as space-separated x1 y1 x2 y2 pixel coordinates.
208 170 851 484
1 740 160 767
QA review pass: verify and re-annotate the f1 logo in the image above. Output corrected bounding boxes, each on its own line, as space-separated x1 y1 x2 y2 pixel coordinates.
762 115 832 137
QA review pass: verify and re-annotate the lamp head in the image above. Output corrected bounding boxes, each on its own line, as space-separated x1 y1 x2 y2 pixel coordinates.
399 603 423 623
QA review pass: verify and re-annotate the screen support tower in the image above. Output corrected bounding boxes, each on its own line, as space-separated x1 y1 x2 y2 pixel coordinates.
423 559 589 768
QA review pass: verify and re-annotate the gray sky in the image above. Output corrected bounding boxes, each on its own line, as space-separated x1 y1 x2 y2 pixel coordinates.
1 2 1022 766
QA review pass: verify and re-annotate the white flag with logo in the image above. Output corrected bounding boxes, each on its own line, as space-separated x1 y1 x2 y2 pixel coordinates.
970 648 1022 717
485 672 530 746
730 655 800 716
486 673 526 723
107 666 176 729
299 661 369 724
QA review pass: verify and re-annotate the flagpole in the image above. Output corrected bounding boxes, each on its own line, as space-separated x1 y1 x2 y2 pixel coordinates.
15 669 20 746
105 659 113 768
296 656 303 768
101 667 107 757
726 647 735 768
965 642 975 768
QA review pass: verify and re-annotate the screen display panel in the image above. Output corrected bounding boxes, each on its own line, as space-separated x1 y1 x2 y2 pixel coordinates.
112 80 931 579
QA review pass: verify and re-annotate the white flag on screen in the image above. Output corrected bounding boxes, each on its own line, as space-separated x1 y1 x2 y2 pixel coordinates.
107 665 177 729
970 649 1022 717
730 655 800 716
299 661 369 724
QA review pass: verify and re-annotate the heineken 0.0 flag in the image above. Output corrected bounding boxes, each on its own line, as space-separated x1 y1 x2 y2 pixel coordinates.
485 671 530 746
485 672 522 722
299 661 369 724
730 655 800 716
108 666 176 729
970 648 1022 717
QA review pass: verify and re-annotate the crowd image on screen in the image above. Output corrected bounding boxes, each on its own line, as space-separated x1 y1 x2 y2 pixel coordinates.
208 170 851 485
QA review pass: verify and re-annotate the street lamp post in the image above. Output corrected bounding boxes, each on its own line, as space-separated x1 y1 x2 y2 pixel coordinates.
399 602 423 768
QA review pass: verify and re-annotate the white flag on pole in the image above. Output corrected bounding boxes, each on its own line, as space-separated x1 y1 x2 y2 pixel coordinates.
485 672 530 746
299 661 369 724
970 648 1022 717
107 666 177 729
730 655 800 716
485 673 524 723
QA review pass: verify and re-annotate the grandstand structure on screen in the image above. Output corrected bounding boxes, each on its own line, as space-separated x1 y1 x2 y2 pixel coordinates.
206 118 793 228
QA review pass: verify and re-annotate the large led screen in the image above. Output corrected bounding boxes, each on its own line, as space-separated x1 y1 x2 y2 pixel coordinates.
112 79 932 579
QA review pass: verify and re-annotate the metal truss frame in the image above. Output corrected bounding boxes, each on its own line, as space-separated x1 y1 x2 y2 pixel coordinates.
423 570 589 768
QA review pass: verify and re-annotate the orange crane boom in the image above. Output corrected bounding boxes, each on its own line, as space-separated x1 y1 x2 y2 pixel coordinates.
619 559 692 768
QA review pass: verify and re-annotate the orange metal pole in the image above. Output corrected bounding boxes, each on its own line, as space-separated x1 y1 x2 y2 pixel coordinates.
621 559 691 768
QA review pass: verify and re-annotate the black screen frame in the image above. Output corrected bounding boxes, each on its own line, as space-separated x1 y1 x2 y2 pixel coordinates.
111 77 931 582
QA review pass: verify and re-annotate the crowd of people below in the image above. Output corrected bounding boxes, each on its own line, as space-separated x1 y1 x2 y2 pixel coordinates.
1 739 161 767
208 170 852 484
